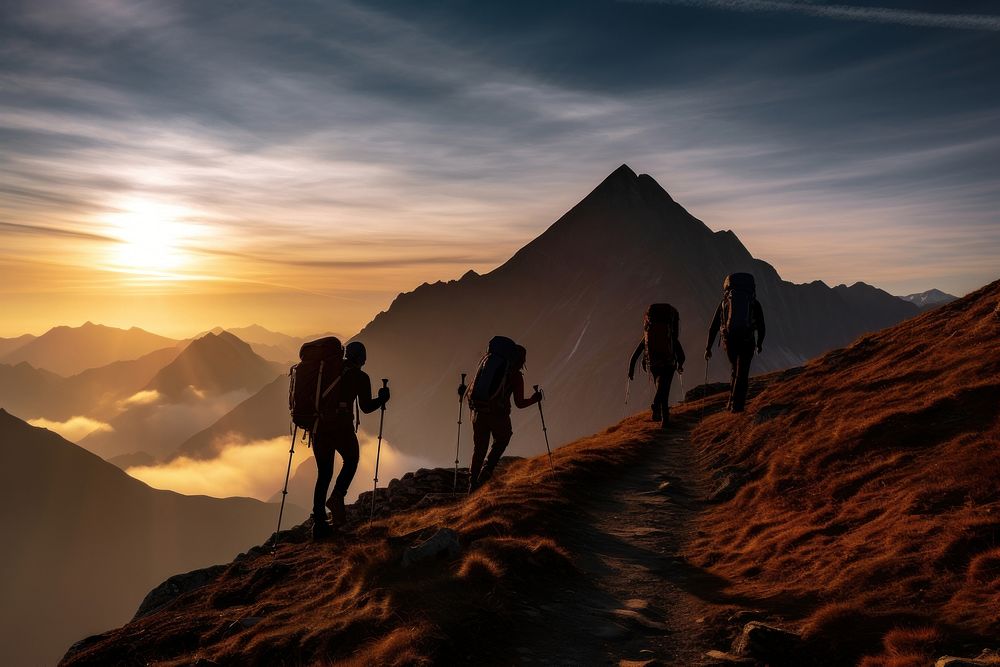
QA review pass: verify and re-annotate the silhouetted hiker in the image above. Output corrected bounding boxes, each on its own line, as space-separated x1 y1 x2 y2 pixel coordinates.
465 337 541 493
310 341 389 537
705 273 766 413
628 303 685 426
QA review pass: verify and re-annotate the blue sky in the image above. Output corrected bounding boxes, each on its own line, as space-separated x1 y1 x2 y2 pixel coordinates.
1 0 997 335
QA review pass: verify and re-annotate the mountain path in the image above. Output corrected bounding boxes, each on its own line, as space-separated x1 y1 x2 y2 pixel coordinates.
507 413 726 665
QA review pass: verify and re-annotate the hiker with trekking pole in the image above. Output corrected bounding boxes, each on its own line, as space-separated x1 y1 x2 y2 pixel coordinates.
453 373 467 492
705 273 766 413
370 378 388 523
628 303 685 427
465 337 542 493
286 338 390 540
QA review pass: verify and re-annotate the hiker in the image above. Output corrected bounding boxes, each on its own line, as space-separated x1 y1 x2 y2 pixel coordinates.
312 341 389 533
705 273 766 413
465 337 541 492
628 303 685 426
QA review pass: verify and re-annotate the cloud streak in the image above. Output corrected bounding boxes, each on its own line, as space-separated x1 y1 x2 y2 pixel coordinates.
634 0 1000 31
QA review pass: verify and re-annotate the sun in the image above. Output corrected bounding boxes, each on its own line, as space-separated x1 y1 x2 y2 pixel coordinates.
104 198 197 275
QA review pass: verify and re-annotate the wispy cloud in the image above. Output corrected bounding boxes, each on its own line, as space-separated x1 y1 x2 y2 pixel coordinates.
633 1 1000 31
28 415 113 441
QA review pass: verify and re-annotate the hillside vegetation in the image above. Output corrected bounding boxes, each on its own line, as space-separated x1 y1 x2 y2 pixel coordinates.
63 280 999 666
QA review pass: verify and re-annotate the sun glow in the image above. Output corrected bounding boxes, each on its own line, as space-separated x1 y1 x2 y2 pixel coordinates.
104 198 203 277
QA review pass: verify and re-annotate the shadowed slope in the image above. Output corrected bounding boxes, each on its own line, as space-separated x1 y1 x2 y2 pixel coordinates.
0 410 282 666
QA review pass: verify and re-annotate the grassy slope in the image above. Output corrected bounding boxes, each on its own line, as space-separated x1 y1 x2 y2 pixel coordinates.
63 280 999 666
688 279 1000 665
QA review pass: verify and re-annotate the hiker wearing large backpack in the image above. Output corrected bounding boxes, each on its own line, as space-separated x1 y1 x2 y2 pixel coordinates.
465 337 541 493
628 303 685 426
289 338 389 538
705 273 766 413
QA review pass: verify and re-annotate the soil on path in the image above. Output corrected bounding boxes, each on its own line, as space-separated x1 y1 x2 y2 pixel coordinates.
503 413 736 666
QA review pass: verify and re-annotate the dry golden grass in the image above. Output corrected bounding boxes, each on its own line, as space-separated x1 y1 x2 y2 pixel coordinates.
686 279 1000 664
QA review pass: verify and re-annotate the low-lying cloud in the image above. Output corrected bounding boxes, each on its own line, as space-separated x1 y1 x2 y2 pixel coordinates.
118 389 161 407
126 431 433 504
28 415 113 442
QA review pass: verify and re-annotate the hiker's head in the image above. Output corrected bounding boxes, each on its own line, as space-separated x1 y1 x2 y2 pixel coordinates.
345 341 367 367
513 345 527 371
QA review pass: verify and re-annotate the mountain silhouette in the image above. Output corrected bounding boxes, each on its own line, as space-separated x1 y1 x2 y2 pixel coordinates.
0 322 177 376
0 332 36 358
0 346 183 425
352 164 918 458
60 279 999 666
0 409 284 666
80 332 283 461
899 288 958 309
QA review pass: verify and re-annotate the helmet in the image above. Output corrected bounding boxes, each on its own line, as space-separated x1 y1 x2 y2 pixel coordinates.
345 341 367 366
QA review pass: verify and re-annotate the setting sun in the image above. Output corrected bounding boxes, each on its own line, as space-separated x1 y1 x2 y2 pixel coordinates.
104 198 199 276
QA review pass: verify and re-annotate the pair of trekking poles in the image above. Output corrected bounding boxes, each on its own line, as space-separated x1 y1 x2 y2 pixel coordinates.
452 374 555 493
622 363 703 416
275 379 390 544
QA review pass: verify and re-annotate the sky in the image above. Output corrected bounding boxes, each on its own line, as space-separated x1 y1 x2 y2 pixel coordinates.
1 0 998 338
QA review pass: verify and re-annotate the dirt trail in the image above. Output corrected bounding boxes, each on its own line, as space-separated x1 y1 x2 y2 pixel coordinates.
506 413 728 665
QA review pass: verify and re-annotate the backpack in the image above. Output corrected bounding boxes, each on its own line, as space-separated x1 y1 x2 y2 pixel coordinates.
720 273 757 341
644 303 679 368
468 336 518 410
289 336 345 432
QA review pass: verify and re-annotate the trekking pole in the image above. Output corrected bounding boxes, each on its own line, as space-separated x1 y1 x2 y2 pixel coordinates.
623 376 631 418
273 424 298 552
370 379 388 524
454 373 467 493
534 385 555 472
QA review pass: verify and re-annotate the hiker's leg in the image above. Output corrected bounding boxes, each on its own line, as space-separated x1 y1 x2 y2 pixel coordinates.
312 433 334 518
480 413 513 482
725 340 740 410
332 429 360 498
732 343 754 412
652 366 673 419
469 410 491 489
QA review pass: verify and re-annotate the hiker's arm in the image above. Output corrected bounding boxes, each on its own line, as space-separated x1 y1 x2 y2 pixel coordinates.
628 340 644 379
754 301 766 350
357 373 387 413
512 373 540 408
705 305 722 355
675 339 686 370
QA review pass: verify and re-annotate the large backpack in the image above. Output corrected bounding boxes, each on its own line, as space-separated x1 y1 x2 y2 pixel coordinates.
720 273 757 341
289 336 345 432
644 303 679 368
468 335 518 410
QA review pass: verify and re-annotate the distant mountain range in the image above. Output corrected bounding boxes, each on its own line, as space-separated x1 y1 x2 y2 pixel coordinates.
0 322 178 376
79 332 283 461
898 288 958 309
0 409 284 666
348 165 920 460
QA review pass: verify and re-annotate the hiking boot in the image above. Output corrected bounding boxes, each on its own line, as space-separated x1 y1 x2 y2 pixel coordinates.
326 494 347 525
650 405 662 422
312 514 333 540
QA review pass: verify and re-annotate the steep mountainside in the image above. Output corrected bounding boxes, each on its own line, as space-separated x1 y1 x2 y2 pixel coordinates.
0 410 282 667
80 332 283 460
352 165 918 459
59 280 998 667
0 322 177 376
